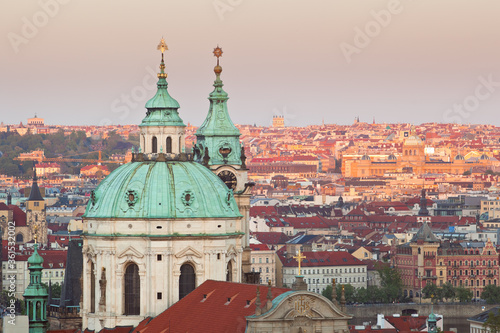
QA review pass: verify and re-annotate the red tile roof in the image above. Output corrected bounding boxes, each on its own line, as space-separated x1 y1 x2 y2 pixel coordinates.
286 216 331 229
130 280 290 333
250 244 271 251
252 232 290 245
250 206 278 217
280 250 366 268
7 205 27 226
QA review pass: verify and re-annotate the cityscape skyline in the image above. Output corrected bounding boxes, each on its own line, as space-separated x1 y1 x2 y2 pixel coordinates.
2 1 500 127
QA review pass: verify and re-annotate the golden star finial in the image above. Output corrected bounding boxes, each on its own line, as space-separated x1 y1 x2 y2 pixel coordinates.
213 45 223 76
213 45 223 59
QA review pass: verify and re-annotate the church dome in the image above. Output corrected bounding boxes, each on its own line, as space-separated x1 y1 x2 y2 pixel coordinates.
480 153 490 160
361 154 371 161
454 154 465 160
27 244 44 266
84 161 241 219
404 134 424 146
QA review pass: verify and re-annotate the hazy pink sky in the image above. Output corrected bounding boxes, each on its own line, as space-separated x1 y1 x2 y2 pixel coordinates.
1 0 500 126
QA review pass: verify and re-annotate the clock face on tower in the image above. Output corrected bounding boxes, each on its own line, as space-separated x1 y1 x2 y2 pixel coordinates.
218 170 237 190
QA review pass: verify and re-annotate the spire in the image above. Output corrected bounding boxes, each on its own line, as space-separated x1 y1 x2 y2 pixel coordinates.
196 45 240 138
195 46 242 166
24 242 48 332
255 286 262 315
331 279 338 306
28 161 44 201
418 188 429 216
141 37 184 127
266 280 273 311
340 285 346 313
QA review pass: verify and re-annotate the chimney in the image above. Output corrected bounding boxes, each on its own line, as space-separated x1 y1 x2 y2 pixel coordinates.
6 192 11 206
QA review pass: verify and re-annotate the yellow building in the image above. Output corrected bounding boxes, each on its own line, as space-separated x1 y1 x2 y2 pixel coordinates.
272 115 284 128
342 129 497 177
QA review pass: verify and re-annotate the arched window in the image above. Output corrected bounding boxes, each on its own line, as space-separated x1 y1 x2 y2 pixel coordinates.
179 264 196 299
124 263 140 315
152 136 158 153
166 137 172 153
179 136 182 152
16 234 23 243
226 261 233 282
90 262 95 313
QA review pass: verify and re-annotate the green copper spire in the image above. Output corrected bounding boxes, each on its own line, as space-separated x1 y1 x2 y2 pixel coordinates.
196 46 240 137
23 243 48 333
140 38 185 127
196 46 242 166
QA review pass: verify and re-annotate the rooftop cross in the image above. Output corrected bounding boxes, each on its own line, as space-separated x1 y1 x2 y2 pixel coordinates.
293 248 306 276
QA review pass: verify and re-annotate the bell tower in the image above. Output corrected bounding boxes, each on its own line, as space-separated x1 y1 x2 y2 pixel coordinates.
139 38 186 156
195 46 253 281
26 162 47 245
23 241 49 333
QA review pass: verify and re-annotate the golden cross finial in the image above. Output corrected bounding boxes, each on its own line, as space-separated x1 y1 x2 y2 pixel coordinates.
293 248 306 276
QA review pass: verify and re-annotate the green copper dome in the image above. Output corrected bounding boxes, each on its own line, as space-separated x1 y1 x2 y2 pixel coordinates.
140 56 185 127
84 161 241 219
27 244 44 267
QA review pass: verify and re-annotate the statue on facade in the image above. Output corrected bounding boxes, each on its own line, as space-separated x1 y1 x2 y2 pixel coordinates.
240 145 247 169
99 268 106 312
203 147 210 167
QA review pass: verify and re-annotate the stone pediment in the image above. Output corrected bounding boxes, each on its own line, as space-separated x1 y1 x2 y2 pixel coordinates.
227 244 237 257
175 246 203 259
247 291 351 332
118 246 144 259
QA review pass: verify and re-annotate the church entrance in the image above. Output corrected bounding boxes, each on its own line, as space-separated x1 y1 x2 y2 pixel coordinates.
179 264 196 299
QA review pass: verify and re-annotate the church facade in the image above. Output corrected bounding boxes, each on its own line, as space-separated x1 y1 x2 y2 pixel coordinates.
81 41 252 331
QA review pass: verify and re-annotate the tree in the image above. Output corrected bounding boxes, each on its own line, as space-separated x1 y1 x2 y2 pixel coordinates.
482 285 500 304
41 282 62 298
377 265 403 302
455 287 472 302
422 283 439 302
484 311 500 333
322 285 333 300
355 287 369 303
440 282 455 302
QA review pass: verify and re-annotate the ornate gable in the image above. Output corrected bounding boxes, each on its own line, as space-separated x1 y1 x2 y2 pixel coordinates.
118 246 144 260
175 246 203 259
247 291 351 333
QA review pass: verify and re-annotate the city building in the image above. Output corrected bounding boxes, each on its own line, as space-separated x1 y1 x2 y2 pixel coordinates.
395 223 499 300
279 249 367 293
342 128 497 177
